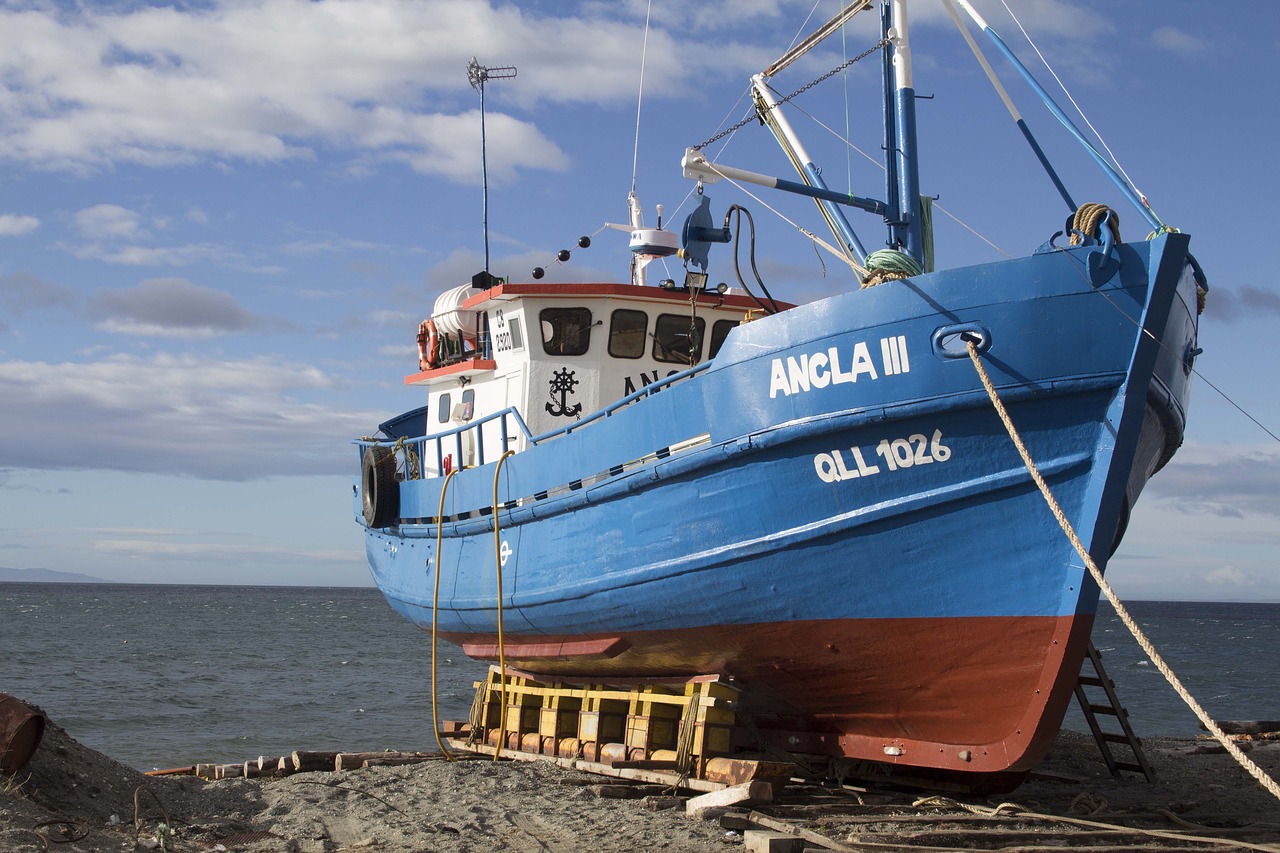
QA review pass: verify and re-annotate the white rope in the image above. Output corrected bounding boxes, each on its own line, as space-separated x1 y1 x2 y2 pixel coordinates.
965 340 1280 806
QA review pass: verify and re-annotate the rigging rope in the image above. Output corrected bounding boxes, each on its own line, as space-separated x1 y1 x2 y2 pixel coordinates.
431 468 461 761
997 0 1153 213
964 339 1280 806
629 0 654 195
490 450 517 762
693 37 889 152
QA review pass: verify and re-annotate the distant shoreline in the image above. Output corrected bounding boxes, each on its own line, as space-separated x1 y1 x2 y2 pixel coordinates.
0 567 116 584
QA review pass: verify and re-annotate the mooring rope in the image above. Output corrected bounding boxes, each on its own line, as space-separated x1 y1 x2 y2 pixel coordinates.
431 468 460 761
491 450 517 762
965 339 1280 805
914 796 1280 853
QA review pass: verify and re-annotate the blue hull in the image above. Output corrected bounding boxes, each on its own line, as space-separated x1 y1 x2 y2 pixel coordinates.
358 233 1198 774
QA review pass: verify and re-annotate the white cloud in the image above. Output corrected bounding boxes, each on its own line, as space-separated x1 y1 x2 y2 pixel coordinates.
0 214 39 235
1205 566 1256 587
75 242 235 267
1144 442 1280 519
1152 26 1202 55
0 0 872 180
0 0 600 179
74 204 147 240
0 352 378 479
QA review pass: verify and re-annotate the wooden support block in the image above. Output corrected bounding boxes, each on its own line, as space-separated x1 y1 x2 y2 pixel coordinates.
291 750 340 772
743 829 805 853
718 812 755 831
704 758 794 788
242 761 278 779
592 784 647 799
335 751 432 771
642 795 687 811
685 780 773 819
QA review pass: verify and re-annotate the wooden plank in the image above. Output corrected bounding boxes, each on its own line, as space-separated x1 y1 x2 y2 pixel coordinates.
334 751 433 771
1203 720 1280 735
686 781 773 819
144 766 195 777
444 738 724 792
746 812 860 853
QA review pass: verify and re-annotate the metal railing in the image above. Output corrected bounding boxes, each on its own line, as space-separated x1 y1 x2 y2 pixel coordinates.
356 359 712 478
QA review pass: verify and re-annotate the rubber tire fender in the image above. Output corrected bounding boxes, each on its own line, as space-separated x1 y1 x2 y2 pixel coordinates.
362 445 400 528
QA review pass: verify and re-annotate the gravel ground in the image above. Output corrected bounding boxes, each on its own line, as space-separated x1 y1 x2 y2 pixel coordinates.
4 705 1279 852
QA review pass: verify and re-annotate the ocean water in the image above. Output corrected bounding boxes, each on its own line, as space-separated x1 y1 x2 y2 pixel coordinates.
0 583 486 770
2 583 1277 770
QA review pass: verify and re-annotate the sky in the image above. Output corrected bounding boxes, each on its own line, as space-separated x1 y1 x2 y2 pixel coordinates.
0 0 1277 600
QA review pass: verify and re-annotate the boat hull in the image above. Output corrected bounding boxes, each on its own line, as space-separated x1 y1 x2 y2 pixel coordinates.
359 233 1199 777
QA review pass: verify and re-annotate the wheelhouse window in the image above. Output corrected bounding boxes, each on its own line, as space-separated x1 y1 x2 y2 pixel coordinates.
652 314 706 364
709 319 738 358
436 392 452 424
540 307 593 356
608 309 648 359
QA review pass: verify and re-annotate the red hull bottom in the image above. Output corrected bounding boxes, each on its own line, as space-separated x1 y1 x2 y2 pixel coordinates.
446 613 1095 777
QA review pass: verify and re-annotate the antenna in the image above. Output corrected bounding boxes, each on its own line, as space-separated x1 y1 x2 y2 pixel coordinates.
467 58 517 274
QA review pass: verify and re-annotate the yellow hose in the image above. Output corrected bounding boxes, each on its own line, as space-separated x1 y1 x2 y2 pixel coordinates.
491 450 516 760
430 469 460 761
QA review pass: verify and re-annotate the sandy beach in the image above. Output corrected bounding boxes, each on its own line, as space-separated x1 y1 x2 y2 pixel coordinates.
4 701 1280 853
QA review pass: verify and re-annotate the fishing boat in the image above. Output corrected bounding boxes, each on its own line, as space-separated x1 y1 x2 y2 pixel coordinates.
354 0 1204 785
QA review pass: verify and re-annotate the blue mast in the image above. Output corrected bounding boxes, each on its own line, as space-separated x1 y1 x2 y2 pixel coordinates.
883 0 923 264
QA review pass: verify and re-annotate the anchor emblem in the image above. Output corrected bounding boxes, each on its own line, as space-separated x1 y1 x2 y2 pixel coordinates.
545 368 582 418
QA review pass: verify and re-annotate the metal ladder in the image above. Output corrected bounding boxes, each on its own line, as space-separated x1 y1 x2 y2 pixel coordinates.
1074 642 1155 781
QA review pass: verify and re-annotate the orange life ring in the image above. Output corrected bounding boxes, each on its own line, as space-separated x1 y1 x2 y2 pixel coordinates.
417 319 439 371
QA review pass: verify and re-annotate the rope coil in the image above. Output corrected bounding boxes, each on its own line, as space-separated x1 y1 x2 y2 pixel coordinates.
861 248 923 288
1068 202 1120 246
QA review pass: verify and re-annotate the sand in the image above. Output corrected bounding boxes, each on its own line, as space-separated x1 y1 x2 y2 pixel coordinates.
4 707 1280 852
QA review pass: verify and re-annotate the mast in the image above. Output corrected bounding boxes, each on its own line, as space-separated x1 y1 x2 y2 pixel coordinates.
885 0 923 263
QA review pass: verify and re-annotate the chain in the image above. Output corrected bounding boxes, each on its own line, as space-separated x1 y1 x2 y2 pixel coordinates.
693 38 890 151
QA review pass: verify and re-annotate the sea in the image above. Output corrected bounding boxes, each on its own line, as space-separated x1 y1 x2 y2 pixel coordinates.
2 583 1277 771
